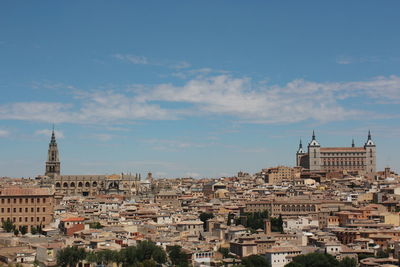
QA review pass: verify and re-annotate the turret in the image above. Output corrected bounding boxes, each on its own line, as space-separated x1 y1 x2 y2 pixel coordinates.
364 130 376 175
308 130 321 171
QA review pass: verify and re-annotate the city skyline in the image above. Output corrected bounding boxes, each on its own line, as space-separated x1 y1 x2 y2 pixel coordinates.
1 1 400 177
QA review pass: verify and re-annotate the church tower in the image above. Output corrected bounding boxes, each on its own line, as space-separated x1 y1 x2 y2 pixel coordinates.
308 130 321 171
45 127 60 178
364 130 376 176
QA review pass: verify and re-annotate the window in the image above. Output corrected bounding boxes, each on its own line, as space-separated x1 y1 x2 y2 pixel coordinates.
31 208 34 212
25 208 28 212
19 208 22 213
43 198 46 203
13 208 16 213
25 198 28 203
31 217 33 222
42 207 46 212
43 217 46 222
37 207 40 212
25 217 28 222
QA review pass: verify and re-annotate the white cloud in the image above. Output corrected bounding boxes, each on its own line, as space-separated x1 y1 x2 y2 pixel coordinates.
171 61 191 69
0 129 9 137
113 54 149 65
35 129 64 139
0 75 399 125
93 133 113 141
144 139 206 151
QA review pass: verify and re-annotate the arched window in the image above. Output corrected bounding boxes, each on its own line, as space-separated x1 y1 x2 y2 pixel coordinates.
55 182 61 188
70 182 75 188
78 182 83 187
63 182 68 188
85 182 90 187
92 181 97 187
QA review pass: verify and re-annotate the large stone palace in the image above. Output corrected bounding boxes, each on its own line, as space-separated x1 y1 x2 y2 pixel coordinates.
296 131 376 176
40 129 141 196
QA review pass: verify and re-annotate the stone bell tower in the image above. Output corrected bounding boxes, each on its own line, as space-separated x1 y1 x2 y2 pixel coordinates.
45 127 60 178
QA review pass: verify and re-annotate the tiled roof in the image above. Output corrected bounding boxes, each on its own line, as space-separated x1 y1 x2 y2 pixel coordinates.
0 187 53 196
321 147 365 152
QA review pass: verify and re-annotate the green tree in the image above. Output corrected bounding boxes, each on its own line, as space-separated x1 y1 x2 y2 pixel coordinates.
271 215 284 233
89 222 103 229
242 254 270 267
13 229 19 236
56 246 86 267
218 247 230 258
241 211 269 231
2 218 15 233
31 226 38 235
285 252 340 267
339 257 356 267
376 248 389 258
19 225 27 235
199 212 214 231
168 245 189 267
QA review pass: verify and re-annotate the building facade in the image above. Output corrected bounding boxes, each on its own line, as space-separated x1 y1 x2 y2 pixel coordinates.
41 129 140 196
0 187 54 231
296 131 376 176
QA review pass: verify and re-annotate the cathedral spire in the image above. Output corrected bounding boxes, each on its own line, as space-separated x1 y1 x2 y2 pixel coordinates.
312 130 316 140
368 130 372 140
45 125 60 178
352 139 355 147
50 125 56 144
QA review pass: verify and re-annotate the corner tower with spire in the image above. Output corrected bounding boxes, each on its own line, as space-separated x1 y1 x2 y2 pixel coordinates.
45 126 61 178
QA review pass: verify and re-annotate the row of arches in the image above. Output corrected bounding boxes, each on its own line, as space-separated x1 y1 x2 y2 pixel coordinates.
281 204 316 212
55 181 98 188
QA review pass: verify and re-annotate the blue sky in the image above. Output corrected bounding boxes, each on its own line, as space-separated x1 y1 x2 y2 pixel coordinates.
0 1 400 178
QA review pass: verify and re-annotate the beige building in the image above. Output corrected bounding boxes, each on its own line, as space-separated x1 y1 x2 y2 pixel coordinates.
262 166 294 184
296 131 376 176
0 187 54 231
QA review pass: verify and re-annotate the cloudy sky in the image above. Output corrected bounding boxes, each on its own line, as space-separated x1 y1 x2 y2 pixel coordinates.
1 1 400 178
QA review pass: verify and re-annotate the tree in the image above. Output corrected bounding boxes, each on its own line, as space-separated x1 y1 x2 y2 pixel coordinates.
285 252 340 267
57 246 86 267
19 225 27 235
376 248 389 258
199 212 214 231
271 215 284 233
2 219 15 233
218 247 230 258
242 255 270 267
89 222 103 229
241 211 269 231
339 257 356 267
31 226 38 235
168 245 189 267
13 229 19 236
